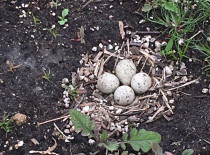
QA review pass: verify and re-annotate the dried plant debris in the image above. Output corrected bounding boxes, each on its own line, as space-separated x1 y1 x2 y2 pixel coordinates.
57 21 199 139
29 138 58 155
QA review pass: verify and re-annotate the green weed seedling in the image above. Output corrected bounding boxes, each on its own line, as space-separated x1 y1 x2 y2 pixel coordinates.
0 113 13 136
62 84 78 101
58 9 69 25
43 25 58 38
51 0 61 10
42 69 51 82
31 12 40 26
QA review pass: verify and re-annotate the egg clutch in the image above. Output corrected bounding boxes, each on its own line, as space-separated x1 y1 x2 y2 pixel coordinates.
97 59 152 106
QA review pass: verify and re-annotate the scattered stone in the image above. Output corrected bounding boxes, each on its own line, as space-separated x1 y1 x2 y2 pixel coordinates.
116 109 123 114
165 66 172 77
108 106 114 110
161 41 167 46
64 129 70 134
99 43 103 49
64 98 70 104
202 88 208 94
65 103 70 108
82 106 90 113
108 44 113 50
12 113 27 126
139 19 146 24
62 78 69 84
92 46 97 52
18 141 24 147
88 139 95 145
169 99 175 104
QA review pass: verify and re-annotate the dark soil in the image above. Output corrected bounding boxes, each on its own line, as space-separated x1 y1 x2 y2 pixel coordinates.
0 0 209 155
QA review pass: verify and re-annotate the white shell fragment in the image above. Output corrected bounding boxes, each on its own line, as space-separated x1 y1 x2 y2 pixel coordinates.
115 59 136 85
97 72 120 94
131 72 152 94
114 86 135 105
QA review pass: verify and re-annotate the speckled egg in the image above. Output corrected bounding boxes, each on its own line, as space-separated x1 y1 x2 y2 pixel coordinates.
114 86 135 105
115 59 136 85
131 72 152 94
97 72 120 94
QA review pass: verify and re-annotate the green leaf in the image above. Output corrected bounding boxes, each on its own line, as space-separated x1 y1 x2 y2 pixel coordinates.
165 37 174 52
121 151 128 155
121 142 126 150
58 20 65 25
151 141 164 155
182 149 194 155
101 130 108 142
142 3 152 12
62 9 69 17
64 19 68 22
58 16 63 20
70 109 95 137
98 142 119 152
161 0 178 13
123 128 161 153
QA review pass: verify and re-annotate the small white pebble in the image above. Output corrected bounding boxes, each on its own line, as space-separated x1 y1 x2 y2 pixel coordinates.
18 141 24 147
24 4 29 8
155 41 161 48
202 88 208 94
178 38 184 45
146 27 150 31
139 19 145 24
108 44 113 50
62 78 69 84
99 43 103 49
169 99 175 104
64 129 70 134
82 106 90 113
142 42 149 48
66 125 71 128
64 98 70 104
108 106 114 111
117 125 122 131
65 103 69 108
162 41 167 46
116 109 122 114
92 46 97 52
88 139 95 145
115 46 119 50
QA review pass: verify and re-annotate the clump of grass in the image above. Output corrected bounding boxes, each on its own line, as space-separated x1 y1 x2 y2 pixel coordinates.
194 43 210 76
51 0 61 10
43 25 58 38
31 12 40 26
42 69 51 82
0 113 13 137
143 0 210 61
